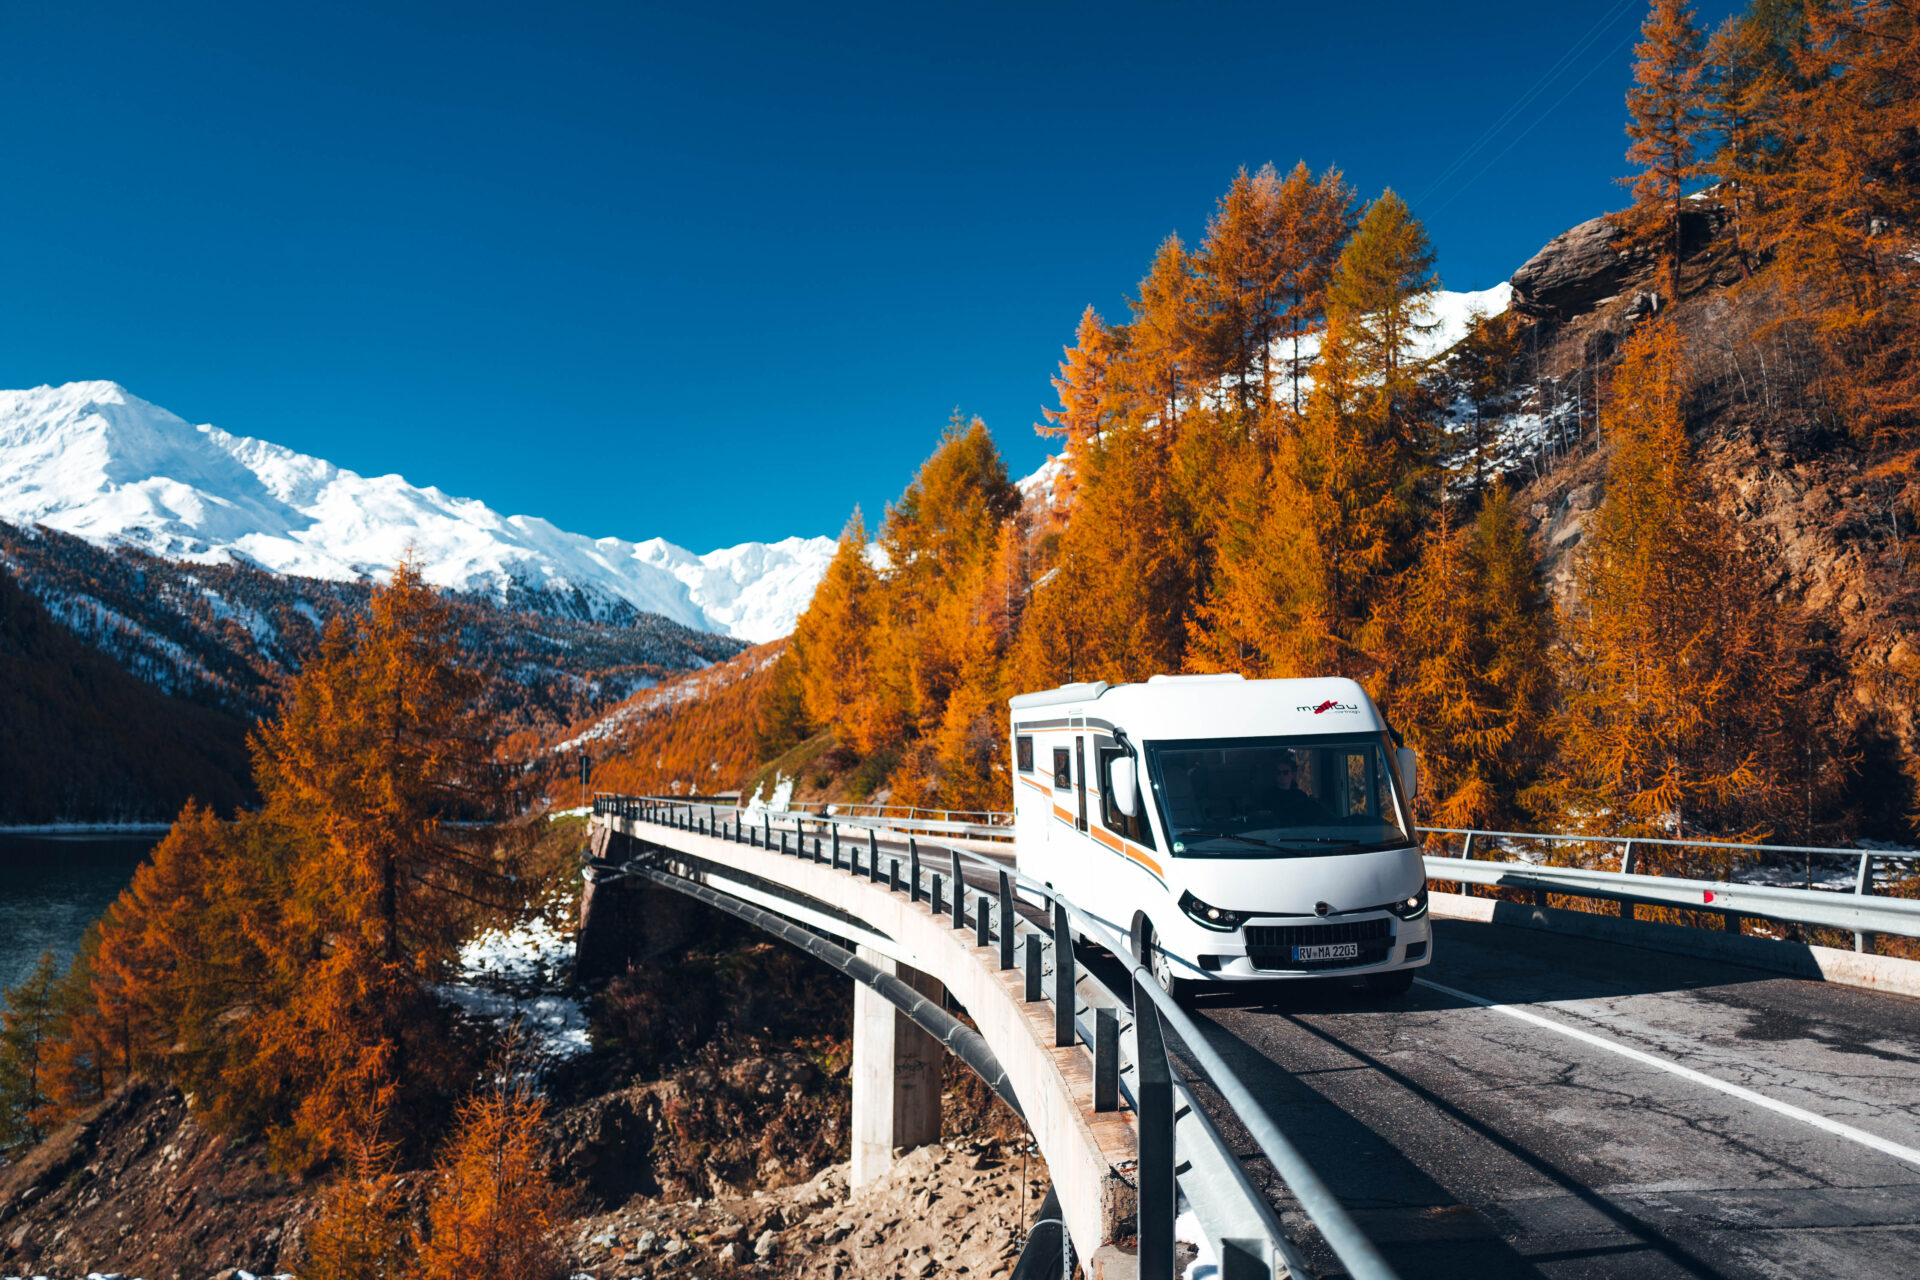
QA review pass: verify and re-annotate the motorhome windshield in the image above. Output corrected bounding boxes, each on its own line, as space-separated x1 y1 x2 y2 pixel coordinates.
1147 733 1411 856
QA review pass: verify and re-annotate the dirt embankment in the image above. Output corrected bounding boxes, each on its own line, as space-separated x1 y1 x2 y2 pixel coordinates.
0 1081 309 1278
1 880 1033 1279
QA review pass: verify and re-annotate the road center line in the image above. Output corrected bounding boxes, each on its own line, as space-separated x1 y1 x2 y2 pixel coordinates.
1414 976 1920 1170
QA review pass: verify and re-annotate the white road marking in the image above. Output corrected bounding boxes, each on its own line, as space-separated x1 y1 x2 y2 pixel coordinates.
1415 976 1920 1170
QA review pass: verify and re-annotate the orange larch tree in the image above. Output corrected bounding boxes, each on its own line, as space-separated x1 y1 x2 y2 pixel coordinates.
1618 0 1712 301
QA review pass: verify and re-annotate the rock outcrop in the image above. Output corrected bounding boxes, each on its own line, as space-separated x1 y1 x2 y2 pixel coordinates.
1509 215 1634 323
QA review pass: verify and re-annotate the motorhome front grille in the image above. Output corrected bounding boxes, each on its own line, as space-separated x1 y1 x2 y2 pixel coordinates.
1245 917 1392 971
1244 918 1391 949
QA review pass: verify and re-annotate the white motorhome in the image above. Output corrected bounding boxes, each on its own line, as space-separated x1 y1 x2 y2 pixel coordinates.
1008 674 1430 997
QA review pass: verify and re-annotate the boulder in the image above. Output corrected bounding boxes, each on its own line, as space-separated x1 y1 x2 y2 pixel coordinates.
1509 215 1631 322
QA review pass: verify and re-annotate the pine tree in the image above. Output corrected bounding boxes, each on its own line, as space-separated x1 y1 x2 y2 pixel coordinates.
1194 165 1286 413
1618 0 1712 301
1748 0 1920 487
1544 319 1806 840
1015 414 1196 686
416 1059 573 1280
1384 486 1557 827
1272 163 1360 415
1193 192 1440 678
1443 309 1523 492
1036 306 1125 525
1704 0 1810 277
304 1124 417 1280
753 649 815 760
1122 236 1204 434
789 511 884 749
0 952 65 1150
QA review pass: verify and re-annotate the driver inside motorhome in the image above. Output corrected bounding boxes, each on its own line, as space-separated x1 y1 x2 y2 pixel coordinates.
1151 733 1411 855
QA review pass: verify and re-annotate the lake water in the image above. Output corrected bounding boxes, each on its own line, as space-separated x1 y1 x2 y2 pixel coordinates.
0 832 162 996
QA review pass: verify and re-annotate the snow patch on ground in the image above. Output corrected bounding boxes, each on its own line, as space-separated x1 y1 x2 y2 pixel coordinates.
746 773 795 812
441 917 590 1060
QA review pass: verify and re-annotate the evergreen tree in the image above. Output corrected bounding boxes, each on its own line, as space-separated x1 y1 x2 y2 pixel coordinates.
1618 0 1712 301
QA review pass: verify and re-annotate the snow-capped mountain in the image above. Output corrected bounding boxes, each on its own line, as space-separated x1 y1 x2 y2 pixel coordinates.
0 381 834 643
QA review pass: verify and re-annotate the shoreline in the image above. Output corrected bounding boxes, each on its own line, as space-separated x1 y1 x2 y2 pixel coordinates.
0 822 173 837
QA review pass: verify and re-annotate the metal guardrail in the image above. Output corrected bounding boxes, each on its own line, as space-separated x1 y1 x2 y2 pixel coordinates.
758 799 1014 826
1419 826 1920 950
593 793 1394 1280
1426 857 1920 939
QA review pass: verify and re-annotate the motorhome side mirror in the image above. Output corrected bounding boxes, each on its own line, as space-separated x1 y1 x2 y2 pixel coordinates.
1109 757 1140 817
1396 746 1419 800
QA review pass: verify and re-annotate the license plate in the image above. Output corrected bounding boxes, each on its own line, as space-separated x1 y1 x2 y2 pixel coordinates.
1293 942 1360 962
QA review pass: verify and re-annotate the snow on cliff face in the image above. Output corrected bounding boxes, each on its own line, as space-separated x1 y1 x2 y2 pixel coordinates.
0 381 833 643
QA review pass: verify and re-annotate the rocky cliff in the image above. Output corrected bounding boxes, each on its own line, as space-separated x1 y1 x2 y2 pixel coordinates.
1501 206 1918 838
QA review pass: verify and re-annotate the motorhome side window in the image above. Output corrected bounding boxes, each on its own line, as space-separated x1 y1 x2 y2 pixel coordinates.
1016 736 1034 773
1097 748 1155 848
1051 747 1071 790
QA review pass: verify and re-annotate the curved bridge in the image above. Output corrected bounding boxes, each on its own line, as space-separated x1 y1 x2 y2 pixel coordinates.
586 798 1920 1280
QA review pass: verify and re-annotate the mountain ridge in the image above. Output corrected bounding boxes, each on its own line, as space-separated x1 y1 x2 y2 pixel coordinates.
0 381 835 643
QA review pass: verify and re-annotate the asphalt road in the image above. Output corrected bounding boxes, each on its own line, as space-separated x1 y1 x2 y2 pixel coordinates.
1169 917 1920 1280
702 821 1920 1276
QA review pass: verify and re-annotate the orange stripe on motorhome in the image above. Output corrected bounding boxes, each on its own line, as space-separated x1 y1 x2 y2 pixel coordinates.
1053 805 1075 824
1019 774 1051 796
1091 824 1165 882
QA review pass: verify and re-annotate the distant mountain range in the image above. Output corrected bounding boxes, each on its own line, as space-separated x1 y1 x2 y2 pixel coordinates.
0 381 836 644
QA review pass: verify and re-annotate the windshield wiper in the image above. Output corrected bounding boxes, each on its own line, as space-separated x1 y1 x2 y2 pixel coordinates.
1180 830 1288 850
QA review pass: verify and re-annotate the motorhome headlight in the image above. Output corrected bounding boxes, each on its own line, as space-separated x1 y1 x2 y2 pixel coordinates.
1178 890 1247 932
1387 885 1430 920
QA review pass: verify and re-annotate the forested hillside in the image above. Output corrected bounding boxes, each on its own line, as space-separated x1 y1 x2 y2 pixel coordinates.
0 568 252 823
0 521 746 822
584 0 1920 849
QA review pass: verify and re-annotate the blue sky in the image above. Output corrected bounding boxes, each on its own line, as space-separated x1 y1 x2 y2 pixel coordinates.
0 0 1741 550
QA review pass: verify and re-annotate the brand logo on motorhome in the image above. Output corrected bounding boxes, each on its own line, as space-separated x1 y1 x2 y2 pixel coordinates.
1301 700 1358 715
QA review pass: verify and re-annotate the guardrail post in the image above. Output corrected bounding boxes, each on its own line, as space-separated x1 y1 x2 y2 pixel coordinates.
1026 934 1044 1002
890 857 901 892
1856 852 1876 953
1054 904 1075 1048
931 874 944 917
951 850 966 930
1132 974 1175 1280
976 901 991 948
998 871 1015 971
812 836 823 864
1620 841 1636 918
1219 1239 1269 1280
868 830 881 883
1094 1006 1119 1112
910 839 922 903
832 824 841 869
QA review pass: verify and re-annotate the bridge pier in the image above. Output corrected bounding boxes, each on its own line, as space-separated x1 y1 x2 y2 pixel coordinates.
851 944 945 1187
